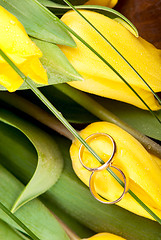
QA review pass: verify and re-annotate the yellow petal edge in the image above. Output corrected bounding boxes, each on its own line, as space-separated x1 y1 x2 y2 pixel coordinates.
84 0 118 8
60 10 161 110
70 122 161 220
0 6 48 92
84 232 126 240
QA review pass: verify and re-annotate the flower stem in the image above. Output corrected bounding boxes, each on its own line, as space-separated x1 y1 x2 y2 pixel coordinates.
0 92 74 141
54 84 161 158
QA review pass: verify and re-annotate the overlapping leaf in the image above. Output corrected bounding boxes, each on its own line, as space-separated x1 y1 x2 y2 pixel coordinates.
0 220 28 240
0 164 69 240
0 0 75 46
0 109 64 212
39 0 138 36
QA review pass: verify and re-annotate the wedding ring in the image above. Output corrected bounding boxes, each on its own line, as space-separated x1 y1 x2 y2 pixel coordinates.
79 133 116 172
89 165 127 204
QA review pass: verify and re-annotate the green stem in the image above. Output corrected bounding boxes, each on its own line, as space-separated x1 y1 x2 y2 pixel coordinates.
0 48 161 224
0 202 40 240
0 92 74 141
63 0 161 106
54 84 161 158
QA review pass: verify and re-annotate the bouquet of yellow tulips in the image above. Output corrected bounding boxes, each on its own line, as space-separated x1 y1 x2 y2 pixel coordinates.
0 0 161 240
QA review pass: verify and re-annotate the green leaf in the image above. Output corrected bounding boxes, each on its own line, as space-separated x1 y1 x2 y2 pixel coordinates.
39 0 138 36
0 220 27 240
42 197 95 239
0 0 75 46
0 164 70 240
0 114 95 239
32 38 82 82
0 109 63 213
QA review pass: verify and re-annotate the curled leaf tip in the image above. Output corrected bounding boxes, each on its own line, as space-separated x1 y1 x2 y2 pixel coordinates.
0 6 48 92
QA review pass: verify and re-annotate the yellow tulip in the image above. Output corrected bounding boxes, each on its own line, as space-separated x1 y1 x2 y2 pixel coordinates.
60 10 161 110
0 6 48 92
70 121 161 220
84 0 118 8
83 232 126 240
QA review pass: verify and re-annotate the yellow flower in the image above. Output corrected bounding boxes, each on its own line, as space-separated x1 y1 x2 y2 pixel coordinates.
70 122 161 220
84 0 118 8
0 6 48 92
83 232 126 240
60 10 161 110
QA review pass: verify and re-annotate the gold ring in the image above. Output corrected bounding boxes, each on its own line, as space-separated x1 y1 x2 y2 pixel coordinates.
89 165 127 204
79 133 116 172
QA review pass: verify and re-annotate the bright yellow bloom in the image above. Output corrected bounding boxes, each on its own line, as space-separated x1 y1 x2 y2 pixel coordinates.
84 0 118 8
70 122 161 220
0 6 48 92
60 10 161 110
83 232 126 240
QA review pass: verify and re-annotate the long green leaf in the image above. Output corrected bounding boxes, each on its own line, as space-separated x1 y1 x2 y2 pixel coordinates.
0 164 70 240
2 133 161 240
0 109 64 213
39 0 138 36
0 220 27 240
0 0 75 46
0 115 94 239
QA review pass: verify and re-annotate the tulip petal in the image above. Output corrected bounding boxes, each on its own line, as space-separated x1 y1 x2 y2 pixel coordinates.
0 6 42 62
70 122 161 219
85 232 126 240
0 6 48 91
84 0 118 8
60 10 161 110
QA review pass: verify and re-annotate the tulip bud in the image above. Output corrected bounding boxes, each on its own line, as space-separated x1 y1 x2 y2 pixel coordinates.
0 6 48 92
84 0 118 8
70 122 161 220
83 232 126 240
60 10 161 110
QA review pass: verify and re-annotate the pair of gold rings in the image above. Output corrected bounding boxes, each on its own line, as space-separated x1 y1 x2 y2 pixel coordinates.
79 133 127 204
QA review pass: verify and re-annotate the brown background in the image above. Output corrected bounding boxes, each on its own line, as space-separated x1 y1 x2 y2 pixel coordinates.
115 0 161 49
